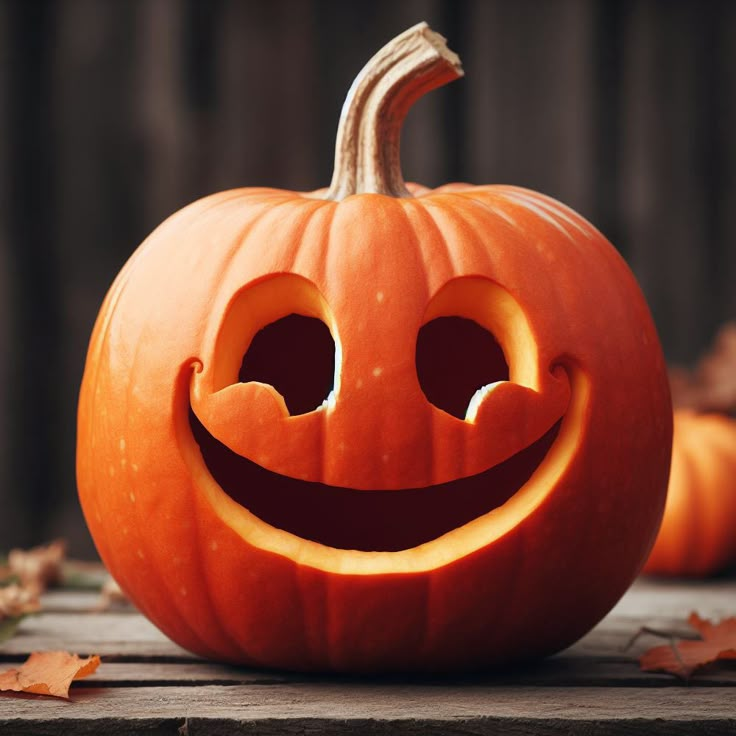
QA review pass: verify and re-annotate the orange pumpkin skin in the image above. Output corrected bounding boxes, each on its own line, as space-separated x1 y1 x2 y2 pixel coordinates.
644 410 736 577
77 184 671 672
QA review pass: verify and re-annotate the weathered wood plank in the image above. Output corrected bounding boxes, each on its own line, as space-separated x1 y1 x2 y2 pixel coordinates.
3 579 733 667
43 577 736 620
0 611 190 660
465 0 596 218
1 580 734 730
0 1 14 558
610 577 736 618
37 576 736 616
0 684 734 734
73 659 736 688
0 609 658 662
49 0 144 557
619 2 727 362
2 0 65 554
36 589 135 613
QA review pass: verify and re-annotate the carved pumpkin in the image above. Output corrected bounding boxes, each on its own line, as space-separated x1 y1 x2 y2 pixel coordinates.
644 410 736 577
77 23 671 671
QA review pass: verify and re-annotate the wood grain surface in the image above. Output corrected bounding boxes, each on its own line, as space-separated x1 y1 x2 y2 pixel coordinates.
1 578 734 734
2 684 736 735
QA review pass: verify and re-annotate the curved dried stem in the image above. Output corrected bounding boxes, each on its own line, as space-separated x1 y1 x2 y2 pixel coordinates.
325 22 463 201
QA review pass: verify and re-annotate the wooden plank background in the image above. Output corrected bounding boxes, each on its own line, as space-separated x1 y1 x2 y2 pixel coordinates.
1 0 735 556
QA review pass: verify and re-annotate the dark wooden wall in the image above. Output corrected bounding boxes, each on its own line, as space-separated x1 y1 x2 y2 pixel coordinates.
1 0 734 556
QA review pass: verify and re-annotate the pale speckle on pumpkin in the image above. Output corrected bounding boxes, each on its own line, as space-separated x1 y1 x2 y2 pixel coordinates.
356 378 363 389
382 453 390 463
119 437 126 451
136 549 145 560
131 463 139 472
180 586 187 597
129 491 136 503
122 527 128 536
109 465 116 477
372 366 383 377
211 540 218 552
376 291 385 303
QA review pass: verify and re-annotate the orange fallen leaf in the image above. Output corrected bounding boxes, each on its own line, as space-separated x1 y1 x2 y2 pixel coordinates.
640 612 736 678
0 652 100 699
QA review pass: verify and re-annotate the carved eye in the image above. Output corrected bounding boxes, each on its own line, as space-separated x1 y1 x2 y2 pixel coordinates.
239 314 335 416
416 316 509 419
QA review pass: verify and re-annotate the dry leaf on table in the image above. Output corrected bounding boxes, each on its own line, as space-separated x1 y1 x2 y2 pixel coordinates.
5 540 66 595
93 575 129 612
0 584 41 619
640 612 736 679
0 584 41 645
0 652 100 699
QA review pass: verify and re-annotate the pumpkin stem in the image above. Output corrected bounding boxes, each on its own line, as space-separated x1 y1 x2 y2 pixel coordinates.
324 22 463 201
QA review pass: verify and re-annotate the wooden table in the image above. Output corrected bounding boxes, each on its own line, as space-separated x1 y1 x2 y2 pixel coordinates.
1 577 734 734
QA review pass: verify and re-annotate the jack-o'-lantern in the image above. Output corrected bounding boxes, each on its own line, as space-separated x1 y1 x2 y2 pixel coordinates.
77 23 672 671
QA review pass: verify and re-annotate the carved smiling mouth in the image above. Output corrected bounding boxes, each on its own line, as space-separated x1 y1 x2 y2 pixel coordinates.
189 407 561 552
185 278 573 554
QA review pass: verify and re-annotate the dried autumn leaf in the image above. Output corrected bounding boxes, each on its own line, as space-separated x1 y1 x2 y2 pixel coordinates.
0 584 41 619
6 540 66 594
93 575 129 612
0 652 100 699
0 584 41 645
640 612 736 678
671 321 736 414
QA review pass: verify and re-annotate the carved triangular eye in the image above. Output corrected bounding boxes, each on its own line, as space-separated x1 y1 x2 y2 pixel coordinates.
416 317 509 419
239 314 335 416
